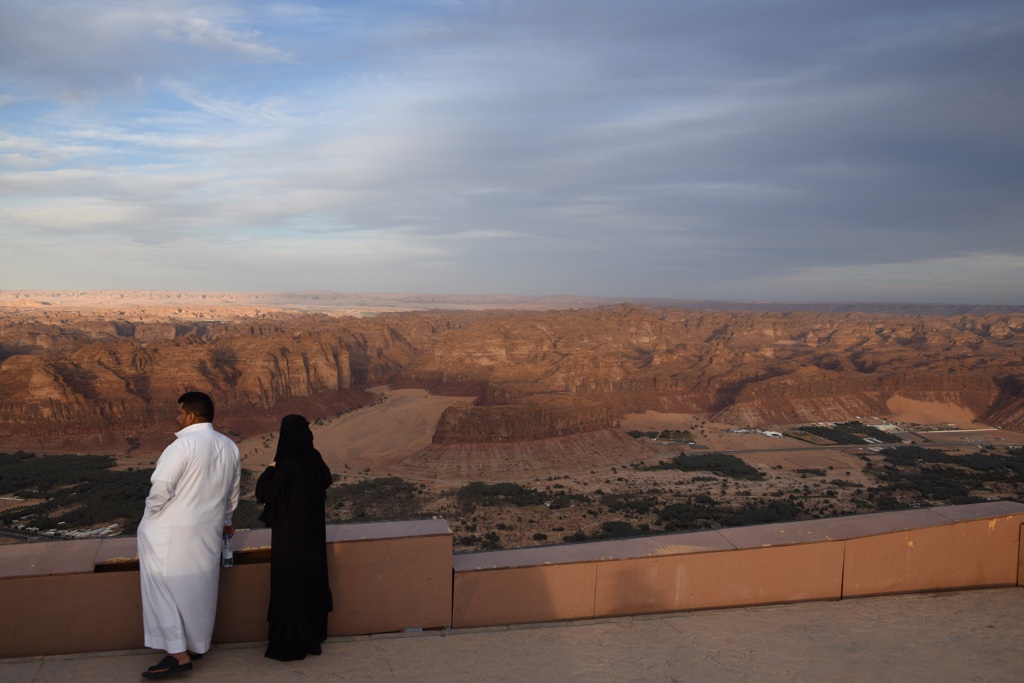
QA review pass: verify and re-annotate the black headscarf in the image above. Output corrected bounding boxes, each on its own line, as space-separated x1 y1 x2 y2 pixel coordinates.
274 414 316 463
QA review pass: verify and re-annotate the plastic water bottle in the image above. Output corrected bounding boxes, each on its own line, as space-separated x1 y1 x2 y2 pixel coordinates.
221 534 234 568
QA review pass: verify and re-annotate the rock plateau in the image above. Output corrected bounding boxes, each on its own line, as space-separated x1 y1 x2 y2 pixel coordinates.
1 294 1023 455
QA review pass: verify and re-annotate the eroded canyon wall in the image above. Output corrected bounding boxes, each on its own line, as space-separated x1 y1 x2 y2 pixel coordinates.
0 320 372 449
1 305 1023 451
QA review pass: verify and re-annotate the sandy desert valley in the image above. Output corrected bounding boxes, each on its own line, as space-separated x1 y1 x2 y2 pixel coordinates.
2 290 1023 550
235 387 1024 550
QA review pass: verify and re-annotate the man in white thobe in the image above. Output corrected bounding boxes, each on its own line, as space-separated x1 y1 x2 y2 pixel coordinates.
138 391 240 678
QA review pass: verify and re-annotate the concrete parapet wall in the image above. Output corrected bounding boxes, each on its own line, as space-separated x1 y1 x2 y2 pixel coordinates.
0 519 452 659
0 571 143 657
843 508 1024 597
1 503 1021 658
451 501 1024 628
324 522 454 637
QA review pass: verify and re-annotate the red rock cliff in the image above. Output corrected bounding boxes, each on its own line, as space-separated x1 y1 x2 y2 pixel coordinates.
2 306 1023 449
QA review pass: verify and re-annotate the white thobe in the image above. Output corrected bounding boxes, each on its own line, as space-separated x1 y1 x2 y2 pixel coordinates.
138 422 241 654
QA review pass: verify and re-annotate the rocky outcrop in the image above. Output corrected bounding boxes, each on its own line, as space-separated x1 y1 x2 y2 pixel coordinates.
2 304 1023 450
713 367 999 426
0 321 372 446
432 401 617 444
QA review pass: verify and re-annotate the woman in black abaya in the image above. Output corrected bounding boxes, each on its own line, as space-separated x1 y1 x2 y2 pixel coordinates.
256 414 334 661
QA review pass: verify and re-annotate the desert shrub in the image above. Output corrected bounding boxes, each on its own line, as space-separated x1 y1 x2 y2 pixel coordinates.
650 452 764 480
232 498 264 530
881 446 952 466
656 500 718 531
456 482 545 511
871 494 903 510
547 491 590 509
656 497 799 532
481 531 502 549
563 520 650 543
601 520 645 537
721 500 800 526
869 467 976 502
600 492 660 514
795 469 827 477
328 477 422 521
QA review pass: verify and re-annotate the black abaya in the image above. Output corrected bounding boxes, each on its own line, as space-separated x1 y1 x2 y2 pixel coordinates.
255 414 334 661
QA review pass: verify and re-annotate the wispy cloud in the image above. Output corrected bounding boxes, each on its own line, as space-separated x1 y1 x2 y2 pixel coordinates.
153 15 294 62
163 79 298 124
1 0 1022 303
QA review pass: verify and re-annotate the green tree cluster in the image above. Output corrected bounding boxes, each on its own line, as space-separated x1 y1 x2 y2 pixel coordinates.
800 421 901 445
649 452 765 480
327 477 423 521
627 429 693 441
0 452 153 535
456 482 545 511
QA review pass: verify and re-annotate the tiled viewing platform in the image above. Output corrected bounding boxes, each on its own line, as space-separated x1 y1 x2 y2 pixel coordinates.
2 588 1022 682
2 501 1023 679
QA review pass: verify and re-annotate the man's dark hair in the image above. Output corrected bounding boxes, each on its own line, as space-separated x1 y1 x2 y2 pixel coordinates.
178 391 215 422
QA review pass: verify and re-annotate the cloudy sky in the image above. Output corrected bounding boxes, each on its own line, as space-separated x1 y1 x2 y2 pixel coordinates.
1 1 1022 304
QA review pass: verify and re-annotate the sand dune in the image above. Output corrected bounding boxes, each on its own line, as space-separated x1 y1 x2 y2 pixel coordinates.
885 396 983 428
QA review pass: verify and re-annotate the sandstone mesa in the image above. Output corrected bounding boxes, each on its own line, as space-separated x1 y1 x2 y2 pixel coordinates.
1 292 1022 463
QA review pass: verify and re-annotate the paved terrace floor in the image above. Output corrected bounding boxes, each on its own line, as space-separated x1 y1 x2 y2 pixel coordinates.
3 588 1023 683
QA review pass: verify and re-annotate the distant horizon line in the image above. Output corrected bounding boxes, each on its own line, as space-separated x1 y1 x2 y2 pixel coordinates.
1 288 1021 314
